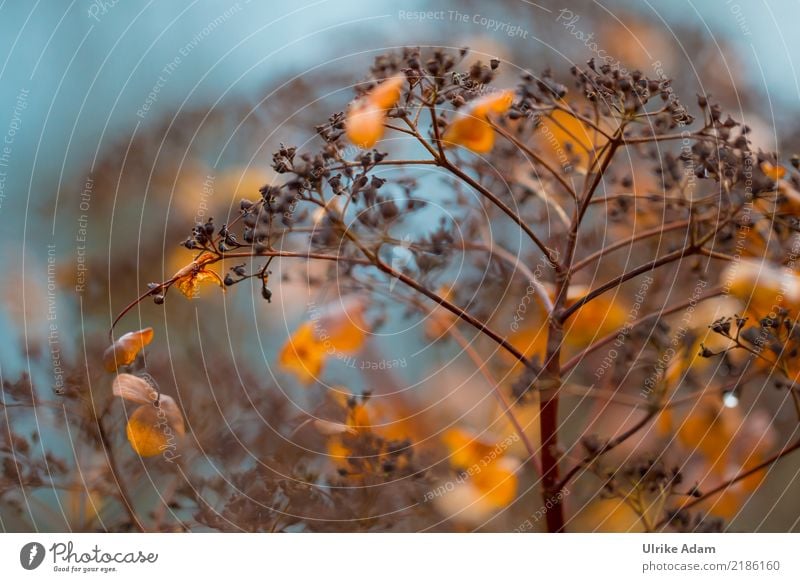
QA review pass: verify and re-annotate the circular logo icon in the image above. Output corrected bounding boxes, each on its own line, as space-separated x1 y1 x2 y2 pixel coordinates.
20 542 45 570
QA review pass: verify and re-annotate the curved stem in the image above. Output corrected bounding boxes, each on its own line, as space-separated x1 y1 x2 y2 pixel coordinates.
462 242 554 315
372 258 538 373
561 287 723 374
561 247 694 322
555 410 658 493
569 218 693 275
491 121 578 200
399 112 561 270
656 439 800 530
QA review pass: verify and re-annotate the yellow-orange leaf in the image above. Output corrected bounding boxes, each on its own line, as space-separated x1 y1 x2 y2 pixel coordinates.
345 76 405 149
320 306 367 353
760 161 786 181
103 328 154 372
175 268 224 298
540 107 608 170
278 299 367 383
725 259 800 315
443 427 499 469
112 373 156 404
433 430 520 524
278 322 325 384
472 458 519 508
125 396 185 458
172 252 224 299
442 90 513 153
346 402 371 432
369 75 405 109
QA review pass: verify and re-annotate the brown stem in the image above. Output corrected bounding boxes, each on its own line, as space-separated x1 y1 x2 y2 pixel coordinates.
491 121 578 200
398 112 560 268
440 158 560 269
560 287 723 374
555 409 658 493
561 246 694 322
461 241 554 314
372 258 538 373
541 295 566 532
428 100 447 159
534 130 625 533
540 384 564 532
621 131 720 146
656 439 800 530
569 218 693 275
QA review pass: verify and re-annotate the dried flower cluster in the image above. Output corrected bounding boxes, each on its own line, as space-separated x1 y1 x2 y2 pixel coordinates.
5 44 799 533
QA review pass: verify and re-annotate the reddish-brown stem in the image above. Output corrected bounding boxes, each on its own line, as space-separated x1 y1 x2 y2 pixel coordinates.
536 132 624 532
540 386 564 532
537 280 567 532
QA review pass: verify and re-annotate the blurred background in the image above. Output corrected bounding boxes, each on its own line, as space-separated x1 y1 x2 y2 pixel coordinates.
1 0 799 532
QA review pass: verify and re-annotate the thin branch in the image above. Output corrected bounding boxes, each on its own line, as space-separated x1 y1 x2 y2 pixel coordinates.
461 242 554 315
555 409 658 493
372 257 538 373
441 159 561 269
621 131 720 146
561 246 694 323
569 218 693 275
656 439 800 530
398 111 561 270
448 326 542 477
491 121 578 200
561 287 724 374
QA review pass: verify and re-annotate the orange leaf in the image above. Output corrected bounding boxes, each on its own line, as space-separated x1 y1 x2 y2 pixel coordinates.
172 252 224 299
112 373 156 404
760 161 786 181
443 427 499 469
540 108 608 170
278 322 325 384
442 90 513 154
278 299 367 383
369 75 405 109
125 396 185 457
103 328 154 372
345 76 405 148
471 458 519 508
725 259 800 316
